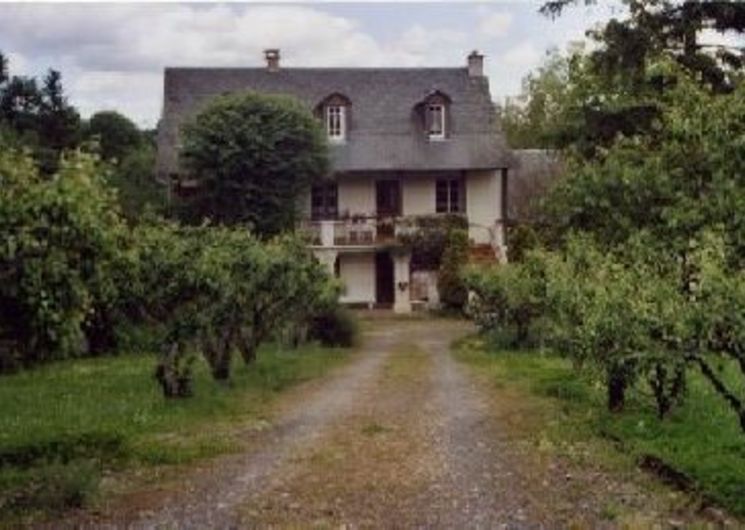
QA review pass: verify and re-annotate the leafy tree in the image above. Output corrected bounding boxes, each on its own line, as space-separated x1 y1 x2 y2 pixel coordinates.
541 0 745 93
86 111 142 162
498 48 574 149
177 92 329 237
547 60 745 259
0 149 129 371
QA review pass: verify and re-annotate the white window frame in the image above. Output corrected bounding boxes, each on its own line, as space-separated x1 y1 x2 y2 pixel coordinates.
427 104 446 140
326 105 346 142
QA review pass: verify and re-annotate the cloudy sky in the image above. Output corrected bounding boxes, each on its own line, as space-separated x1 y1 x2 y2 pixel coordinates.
0 2 622 128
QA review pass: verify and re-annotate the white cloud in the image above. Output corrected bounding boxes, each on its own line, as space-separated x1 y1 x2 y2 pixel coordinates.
477 11 513 39
501 41 541 67
0 4 474 126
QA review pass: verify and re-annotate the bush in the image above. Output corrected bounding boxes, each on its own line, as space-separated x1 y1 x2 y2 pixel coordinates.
465 253 547 348
438 228 469 311
309 307 359 348
0 149 130 372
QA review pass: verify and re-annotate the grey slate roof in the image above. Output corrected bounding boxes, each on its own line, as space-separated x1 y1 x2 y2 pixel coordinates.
156 67 512 179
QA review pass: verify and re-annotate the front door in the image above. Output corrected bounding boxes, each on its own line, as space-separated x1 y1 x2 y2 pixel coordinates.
375 252 394 306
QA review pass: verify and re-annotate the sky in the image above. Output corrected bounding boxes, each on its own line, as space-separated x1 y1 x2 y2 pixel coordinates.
0 2 624 128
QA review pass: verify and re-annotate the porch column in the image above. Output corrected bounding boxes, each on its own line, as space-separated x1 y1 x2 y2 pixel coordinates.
392 251 412 314
314 249 338 275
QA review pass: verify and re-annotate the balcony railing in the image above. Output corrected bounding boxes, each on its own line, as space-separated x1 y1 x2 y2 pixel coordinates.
301 216 416 247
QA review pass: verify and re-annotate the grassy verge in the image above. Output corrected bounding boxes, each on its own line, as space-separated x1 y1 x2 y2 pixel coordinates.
454 335 745 518
0 343 349 523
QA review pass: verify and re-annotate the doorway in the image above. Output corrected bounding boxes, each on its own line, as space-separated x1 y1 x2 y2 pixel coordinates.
375 252 394 306
376 179 401 217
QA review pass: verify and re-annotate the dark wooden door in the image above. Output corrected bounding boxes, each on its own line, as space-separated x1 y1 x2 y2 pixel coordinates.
375 252 394 306
376 179 401 217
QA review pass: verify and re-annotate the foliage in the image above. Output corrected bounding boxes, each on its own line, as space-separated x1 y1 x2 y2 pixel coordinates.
85 110 142 162
547 63 745 256
131 220 341 396
0 52 81 173
541 1 745 93
397 213 468 270
437 228 469 311
86 110 144 161
464 253 547 349
498 48 575 149
0 149 130 372
308 306 359 348
176 91 330 237
105 143 167 220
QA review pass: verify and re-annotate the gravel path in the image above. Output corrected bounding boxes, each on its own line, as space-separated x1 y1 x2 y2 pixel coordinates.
50 318 723 529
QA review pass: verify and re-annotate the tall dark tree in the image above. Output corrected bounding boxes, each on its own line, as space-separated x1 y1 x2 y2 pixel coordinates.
0 54 81 172
86 110 142 162
541 0 745 92
177 91 329 237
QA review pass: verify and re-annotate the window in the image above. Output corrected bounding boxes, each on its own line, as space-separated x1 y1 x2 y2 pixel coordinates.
436 179 464 213
311 182 338 220
427 104 445 140
326 105 345 141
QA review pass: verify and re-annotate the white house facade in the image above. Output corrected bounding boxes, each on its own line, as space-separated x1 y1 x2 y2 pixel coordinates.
157 50 513 313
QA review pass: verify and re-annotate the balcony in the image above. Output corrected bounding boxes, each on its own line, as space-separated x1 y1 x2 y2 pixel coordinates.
301 216 414 248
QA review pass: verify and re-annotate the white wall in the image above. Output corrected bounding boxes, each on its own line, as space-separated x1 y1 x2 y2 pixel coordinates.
338 253 375 304
465 170 502 245
402 175 435 216
338 176 375 216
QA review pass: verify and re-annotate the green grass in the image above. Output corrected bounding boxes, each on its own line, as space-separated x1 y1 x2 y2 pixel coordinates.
454 336 745 518
0 343 349 521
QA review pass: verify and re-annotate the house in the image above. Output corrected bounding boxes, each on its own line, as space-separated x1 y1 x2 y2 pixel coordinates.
157 49 513 313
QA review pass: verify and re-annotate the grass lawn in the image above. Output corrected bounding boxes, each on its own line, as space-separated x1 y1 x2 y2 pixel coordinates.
0 342 349 523
454 335 745 519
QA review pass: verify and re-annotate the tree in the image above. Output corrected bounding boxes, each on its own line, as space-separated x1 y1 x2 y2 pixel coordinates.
0 54 81 172
541 1 745 93
177 92 330 237
86 110 142 162
498 48 574 149
0 148 129 371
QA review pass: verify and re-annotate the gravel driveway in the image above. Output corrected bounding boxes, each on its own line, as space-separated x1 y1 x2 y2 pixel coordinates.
48 318 723 529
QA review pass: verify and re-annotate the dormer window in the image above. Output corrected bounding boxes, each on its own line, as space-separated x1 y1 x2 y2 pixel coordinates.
316 93 351 144
418 91 451 141
427 104 445 140
326 105 345 142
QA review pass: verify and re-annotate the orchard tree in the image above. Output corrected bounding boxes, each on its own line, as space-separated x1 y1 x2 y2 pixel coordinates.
177 92 329 237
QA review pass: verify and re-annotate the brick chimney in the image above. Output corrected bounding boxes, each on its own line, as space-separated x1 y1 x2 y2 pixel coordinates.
264 49 280 72
467 50 484 77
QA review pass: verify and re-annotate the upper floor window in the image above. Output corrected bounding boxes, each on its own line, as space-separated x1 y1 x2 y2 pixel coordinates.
436 178 465 213
326 105 346 141
427 104 445 140
311 182 338 220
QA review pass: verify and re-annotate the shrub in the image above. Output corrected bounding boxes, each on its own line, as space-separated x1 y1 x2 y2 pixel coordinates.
0 148 130 372
308 307 359 348
438 228 469 311
464 252 547 348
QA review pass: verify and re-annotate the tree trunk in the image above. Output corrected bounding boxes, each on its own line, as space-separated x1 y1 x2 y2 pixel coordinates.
607 364 628 413
238 327 259 365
